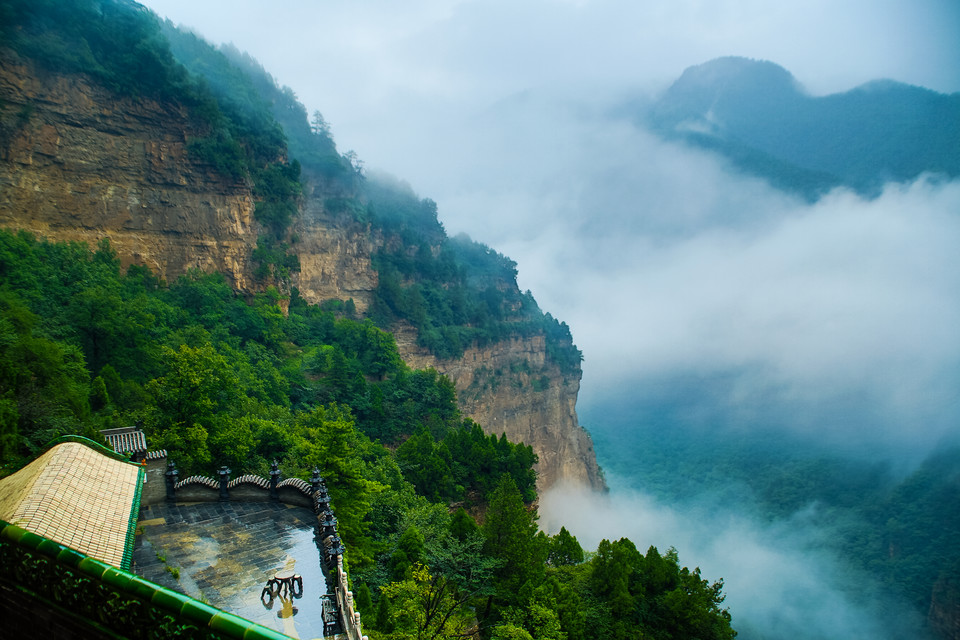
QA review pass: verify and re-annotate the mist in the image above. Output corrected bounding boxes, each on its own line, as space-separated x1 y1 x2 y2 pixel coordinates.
540 479 928 640
389 91 960 462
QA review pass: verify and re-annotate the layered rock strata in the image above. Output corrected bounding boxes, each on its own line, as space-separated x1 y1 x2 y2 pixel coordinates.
394 325 605 492
0 52 257 289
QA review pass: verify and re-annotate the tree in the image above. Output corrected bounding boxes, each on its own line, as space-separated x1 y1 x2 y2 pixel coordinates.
449 507 479 542
391 525 426 580
310 110 332 138
288 404 385 566
548 527 584 566
588 540 737 640
492 602 565 640
377 564 475 640
482 475 546 612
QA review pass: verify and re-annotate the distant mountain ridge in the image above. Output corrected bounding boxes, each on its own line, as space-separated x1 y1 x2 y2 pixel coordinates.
644 56 960 198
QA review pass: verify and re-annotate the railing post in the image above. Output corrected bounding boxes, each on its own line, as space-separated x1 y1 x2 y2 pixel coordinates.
269 460 280 500
314 485 330 514
164 461 178 501
310 468 323 494
218 465 231 501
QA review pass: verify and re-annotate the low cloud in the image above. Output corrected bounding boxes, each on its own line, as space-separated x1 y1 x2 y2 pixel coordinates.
540 479 929 640
402 93 960 459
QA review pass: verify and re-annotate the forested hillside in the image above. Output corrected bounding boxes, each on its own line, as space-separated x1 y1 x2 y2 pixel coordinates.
586 385 960 638
0 0 732 637
643 56 960 199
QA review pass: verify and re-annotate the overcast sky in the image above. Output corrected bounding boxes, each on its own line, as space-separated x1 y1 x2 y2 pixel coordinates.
142 0 960 172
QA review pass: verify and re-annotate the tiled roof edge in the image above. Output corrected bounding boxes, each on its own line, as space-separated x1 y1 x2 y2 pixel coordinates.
44 435 139 465
121 465 145 571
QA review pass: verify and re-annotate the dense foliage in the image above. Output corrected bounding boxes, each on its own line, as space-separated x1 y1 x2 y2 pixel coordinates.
0 231 736 638
1 0 196 101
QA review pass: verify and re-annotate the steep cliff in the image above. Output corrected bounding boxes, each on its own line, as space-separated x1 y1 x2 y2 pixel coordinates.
394 324 604 492
0 45 604 494
931 567 960 640
0 51 258 290
289 184 378 313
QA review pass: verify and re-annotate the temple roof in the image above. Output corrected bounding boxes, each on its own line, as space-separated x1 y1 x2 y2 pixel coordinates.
0 439 143 568
100 427 148 454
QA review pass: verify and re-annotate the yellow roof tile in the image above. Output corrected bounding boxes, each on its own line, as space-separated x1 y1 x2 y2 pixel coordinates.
0 441 142 567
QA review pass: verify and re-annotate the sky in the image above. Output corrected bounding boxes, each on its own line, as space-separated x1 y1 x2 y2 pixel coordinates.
136 3 960 637
141 0 960 168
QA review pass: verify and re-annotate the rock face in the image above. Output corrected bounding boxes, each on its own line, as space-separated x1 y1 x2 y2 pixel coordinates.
931 573 960 640
0 48 604 494
0 51 257 289
394 325 605 492
290 187 378 313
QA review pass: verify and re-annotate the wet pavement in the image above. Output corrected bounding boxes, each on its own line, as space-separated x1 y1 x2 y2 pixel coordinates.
132 502 335 639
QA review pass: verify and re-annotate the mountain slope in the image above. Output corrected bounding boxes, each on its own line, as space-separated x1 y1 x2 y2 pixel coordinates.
645 56 960 198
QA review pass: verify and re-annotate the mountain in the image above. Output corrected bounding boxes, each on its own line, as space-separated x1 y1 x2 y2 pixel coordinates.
0 0 603 492
644 56 960 199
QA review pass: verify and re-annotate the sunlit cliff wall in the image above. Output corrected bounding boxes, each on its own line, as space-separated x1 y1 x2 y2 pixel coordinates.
393 325 604 492
0 51 258 290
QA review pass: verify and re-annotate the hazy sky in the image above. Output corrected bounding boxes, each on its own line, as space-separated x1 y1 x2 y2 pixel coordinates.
142 0 960 173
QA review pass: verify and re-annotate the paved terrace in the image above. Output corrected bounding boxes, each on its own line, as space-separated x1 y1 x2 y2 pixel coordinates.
133 501 334 640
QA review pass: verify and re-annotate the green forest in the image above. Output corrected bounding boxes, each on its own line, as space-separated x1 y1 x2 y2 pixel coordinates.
0 0 736 638
0 230 735 640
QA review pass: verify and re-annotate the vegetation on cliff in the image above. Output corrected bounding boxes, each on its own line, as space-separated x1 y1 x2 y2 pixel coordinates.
364 175 582 370
154 16 583 373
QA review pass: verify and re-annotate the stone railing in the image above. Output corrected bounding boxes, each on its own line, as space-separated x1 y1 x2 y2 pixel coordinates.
155 461 315 508
0 519 293 639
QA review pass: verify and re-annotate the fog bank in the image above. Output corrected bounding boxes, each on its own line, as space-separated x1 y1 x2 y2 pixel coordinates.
541 479 930 640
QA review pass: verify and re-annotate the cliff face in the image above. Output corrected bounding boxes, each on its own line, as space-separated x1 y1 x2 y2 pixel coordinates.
0 49 604 494
290 186 378 313
931 573 960 640
394 325 605 492
0 51 257 290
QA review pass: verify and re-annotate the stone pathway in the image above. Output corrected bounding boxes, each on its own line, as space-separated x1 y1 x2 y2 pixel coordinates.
132 502 332 639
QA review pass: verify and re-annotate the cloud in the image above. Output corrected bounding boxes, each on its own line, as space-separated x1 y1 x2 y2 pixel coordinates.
380 84 960 456
540 479 930 640
566 176 960 456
